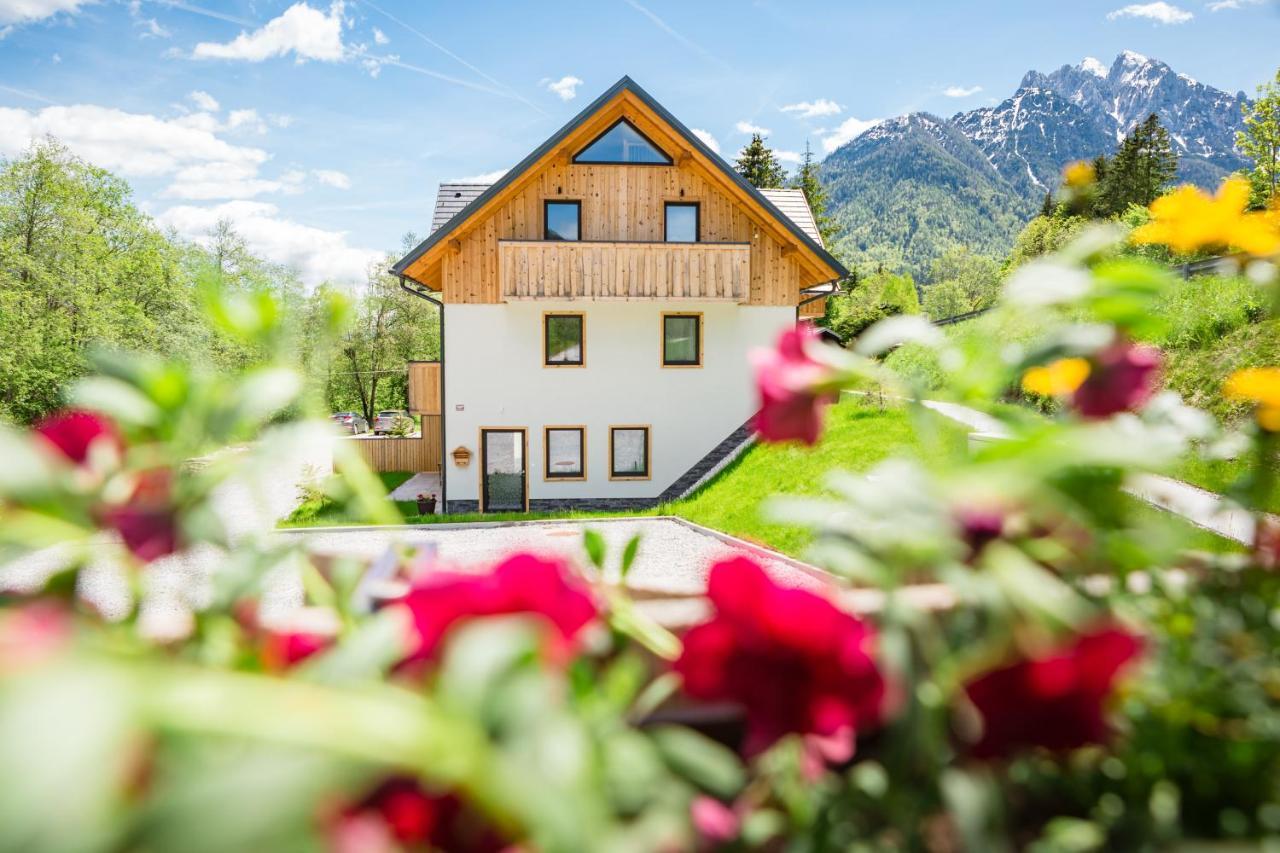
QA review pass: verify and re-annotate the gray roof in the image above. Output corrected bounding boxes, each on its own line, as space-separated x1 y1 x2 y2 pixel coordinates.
430 184 825 248
431 183 489 233
394 76 847 281
759 188 824 248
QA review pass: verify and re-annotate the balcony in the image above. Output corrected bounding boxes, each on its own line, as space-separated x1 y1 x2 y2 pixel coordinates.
498 240 750 302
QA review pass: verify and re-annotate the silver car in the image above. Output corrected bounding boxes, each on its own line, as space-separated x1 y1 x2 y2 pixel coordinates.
330 412 368 434
373 410 412 435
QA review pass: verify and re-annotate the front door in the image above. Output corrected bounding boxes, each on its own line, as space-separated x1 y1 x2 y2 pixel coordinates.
480 428 527 512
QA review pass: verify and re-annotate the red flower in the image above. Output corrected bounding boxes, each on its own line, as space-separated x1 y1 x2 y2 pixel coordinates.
955 505 1006 556
397 552 598 665
675 557 887 756
100 469 180 563
34 409 120 466
751 324 837 445
690 795 740 845
963 626 1143 759
262 630 332 670
334 778 506 853
1072 341 1161 419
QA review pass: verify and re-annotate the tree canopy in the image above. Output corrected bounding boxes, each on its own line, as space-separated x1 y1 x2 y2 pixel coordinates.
1239 67 1280 207
734 134 788 189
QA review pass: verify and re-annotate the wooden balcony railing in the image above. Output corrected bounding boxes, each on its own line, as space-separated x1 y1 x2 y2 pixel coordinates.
498 240 750 302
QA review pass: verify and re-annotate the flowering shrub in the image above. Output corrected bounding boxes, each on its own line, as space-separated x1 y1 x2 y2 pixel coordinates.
0 176 1278 850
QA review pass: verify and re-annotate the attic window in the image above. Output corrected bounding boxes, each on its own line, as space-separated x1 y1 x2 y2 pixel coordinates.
573 119 672 165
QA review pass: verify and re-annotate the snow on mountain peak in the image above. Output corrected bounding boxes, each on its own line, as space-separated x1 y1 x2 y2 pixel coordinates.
1080 57 1108 78
1119 49 1150 65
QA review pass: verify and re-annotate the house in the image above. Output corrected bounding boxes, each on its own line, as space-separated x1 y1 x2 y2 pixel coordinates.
392 77 846 513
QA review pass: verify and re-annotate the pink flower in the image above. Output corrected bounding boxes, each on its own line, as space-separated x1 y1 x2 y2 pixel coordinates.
954 505 1006 556
964 627 1143 759
690 795 740 845
675 557 888 756
1072 341 1162 419
262 630 332 671
34 409 120 466
396 552 598 665
99 469 180 563
751 324 837 445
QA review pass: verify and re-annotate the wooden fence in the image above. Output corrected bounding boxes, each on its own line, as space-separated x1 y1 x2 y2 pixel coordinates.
339 416 441 473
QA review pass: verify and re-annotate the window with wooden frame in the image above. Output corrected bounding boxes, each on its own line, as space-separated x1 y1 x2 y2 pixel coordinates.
543 312 585 367
661 312 702 367
664 201 699 243
544 426 586 481
572 119 673 165
544 200 581 241
609 425 651 480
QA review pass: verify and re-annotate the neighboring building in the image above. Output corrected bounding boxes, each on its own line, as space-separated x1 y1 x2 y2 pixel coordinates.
393 77 846 513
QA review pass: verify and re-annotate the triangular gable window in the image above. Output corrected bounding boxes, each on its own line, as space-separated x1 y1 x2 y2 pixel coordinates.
573 119 672 165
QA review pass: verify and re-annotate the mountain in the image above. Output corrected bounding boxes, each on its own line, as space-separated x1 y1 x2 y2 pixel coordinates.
822 114 1036 274
823 51 1252 277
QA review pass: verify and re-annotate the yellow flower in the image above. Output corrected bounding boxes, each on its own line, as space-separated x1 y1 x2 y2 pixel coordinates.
1063 160 1096 189
1022 358 1091 397
1131 177 1280 257
1223 367 1280 431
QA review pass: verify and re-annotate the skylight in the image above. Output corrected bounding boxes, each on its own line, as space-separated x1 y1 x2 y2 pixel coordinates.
573 119 672 165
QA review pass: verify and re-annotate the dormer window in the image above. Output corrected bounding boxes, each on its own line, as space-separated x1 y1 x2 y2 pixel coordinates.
573 119 672 165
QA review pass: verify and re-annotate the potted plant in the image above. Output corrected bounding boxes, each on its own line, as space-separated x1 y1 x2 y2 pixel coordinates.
415 493 437 515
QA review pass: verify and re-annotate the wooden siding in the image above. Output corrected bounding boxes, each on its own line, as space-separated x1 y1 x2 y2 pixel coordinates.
499 240 750 302
407 361 441 415
798 296 828 319
405 91 833 305
341 416 441 473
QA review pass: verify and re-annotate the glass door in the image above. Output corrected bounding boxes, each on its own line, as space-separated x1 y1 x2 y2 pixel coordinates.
481 429 527 512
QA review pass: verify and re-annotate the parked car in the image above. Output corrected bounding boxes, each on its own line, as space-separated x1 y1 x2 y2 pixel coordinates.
330 412 368 434
373 410 413 435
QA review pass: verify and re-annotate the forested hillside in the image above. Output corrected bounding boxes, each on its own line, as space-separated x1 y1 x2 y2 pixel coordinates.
0 141 437 426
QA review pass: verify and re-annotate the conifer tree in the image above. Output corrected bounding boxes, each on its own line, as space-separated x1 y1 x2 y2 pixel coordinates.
1096 113 1177 215
791 140 838 244
1239 67 1280 206
734 133 787 189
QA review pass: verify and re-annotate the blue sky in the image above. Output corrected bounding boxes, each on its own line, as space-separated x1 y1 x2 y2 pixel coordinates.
1 0 1276 284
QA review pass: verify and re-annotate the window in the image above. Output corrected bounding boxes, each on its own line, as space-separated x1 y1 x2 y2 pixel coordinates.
664 202 699 243
610 426 650 480
544 426 585 480
544 200 580 241
543 313 584 366
573 119 672 165
662 313 702 367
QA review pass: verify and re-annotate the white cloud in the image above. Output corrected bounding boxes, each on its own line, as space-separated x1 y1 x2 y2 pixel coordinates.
541 75 583 101
227 108 268 133
775 150 802 165
361 52 397 78
735 120 771 136
819 116 882 153
192 1 346 62
942 85 983 98
1106 2 1193 24
154 200 380 286
138 17 169 38
189 90 220 112
1208 0 1262 9
311 168 350 189
0 104 267 178
690 127 720 155
372 26 388 44
0 0 93 25
450 169 507 183
50 51 60 62
780 99 842 119
160 162 300 200
269 113 294 129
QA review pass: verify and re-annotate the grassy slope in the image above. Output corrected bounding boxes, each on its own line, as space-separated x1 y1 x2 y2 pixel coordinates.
885 275 1280 511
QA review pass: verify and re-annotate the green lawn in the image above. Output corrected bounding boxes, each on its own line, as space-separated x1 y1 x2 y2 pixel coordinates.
281 398 1243 557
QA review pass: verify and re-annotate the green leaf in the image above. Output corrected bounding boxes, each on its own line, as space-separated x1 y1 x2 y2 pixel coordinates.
583 529 606 570
67 376 161 427
619 534 641 579
650 725 746 800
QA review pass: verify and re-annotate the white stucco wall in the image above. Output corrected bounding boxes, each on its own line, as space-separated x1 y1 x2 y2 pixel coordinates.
443 301 795 504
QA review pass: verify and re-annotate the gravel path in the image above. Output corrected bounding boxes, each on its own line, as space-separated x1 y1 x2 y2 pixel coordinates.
280 517 830 598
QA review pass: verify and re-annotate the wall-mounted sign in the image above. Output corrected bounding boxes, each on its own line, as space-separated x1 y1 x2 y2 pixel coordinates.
455 404 465 411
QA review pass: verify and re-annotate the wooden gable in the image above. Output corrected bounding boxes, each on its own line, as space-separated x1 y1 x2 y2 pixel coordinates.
398 84 844 306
